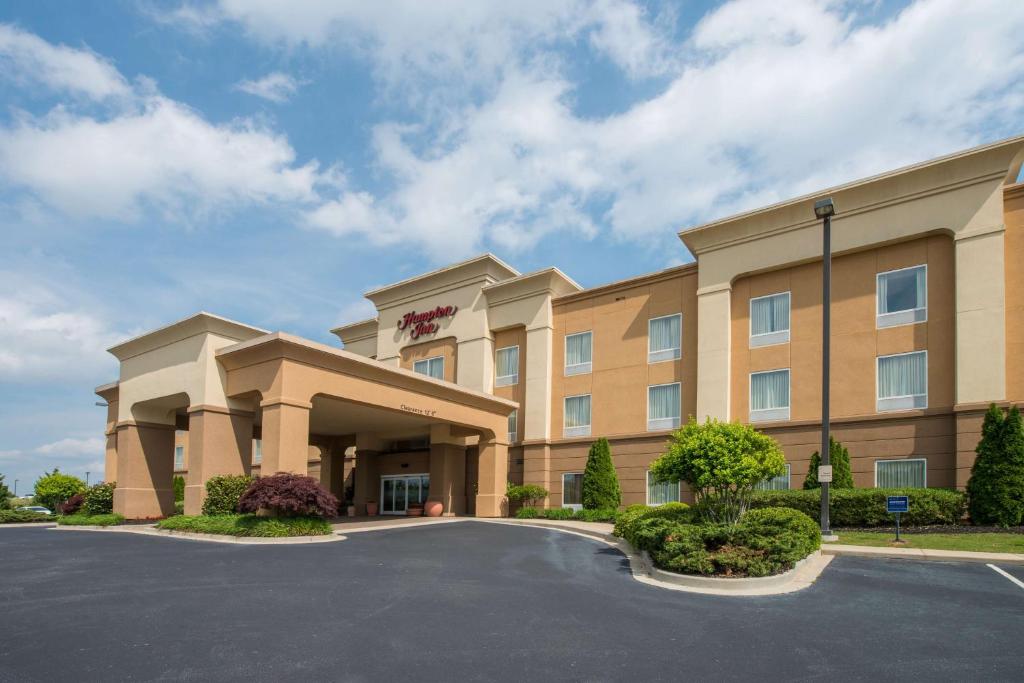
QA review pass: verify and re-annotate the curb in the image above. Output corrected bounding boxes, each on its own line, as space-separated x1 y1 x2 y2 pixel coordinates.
49 524 345 545
823 543 1024 565
0 522 57 528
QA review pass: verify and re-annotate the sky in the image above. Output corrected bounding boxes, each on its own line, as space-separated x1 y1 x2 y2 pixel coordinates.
1 0 1023 494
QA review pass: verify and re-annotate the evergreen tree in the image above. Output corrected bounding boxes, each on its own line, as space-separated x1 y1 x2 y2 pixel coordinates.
0 473 11 510
582 437 621 510
803 437 855 489
967 404 1024 526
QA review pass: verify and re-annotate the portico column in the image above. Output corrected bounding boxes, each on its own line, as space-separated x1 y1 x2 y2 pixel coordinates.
184 406 254 515
353 433 384 515
429 424 467 516
259 398 311 475
113 421 176 519
476 435 509 518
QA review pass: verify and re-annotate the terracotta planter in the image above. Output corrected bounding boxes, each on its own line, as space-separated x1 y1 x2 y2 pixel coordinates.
424 500 443 517
365 501 378 516
406 505 424 517
346 505 356 517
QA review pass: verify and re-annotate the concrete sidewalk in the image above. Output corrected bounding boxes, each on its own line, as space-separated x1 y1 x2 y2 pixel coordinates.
823 543 1024 565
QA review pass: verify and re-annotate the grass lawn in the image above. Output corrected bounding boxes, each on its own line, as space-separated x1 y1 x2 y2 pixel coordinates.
156 514 332 537
827 531 1024 554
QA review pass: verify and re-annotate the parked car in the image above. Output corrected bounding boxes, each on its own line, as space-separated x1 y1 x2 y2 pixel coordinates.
16 506 52 515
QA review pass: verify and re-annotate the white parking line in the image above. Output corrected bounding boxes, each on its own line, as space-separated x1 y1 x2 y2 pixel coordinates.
987 564 1024 591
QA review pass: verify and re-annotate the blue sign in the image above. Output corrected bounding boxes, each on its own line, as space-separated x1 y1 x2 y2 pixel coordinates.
887 496 909 513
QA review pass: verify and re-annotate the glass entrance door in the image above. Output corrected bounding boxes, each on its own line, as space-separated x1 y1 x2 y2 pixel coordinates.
381 474 430 515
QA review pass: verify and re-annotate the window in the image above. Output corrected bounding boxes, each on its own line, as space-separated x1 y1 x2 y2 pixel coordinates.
750 292 790 347
648 314 682 363
562 472 583 510
253 439 262 465
877 265 926 328
647 382 681 431
174 445 185 470
413 355 445 380
507 409 518 443
877 351 927 411
495 346 519 387
565 331 592 375
755 464 791 491
563 394 592 437
750 369 790 422
875 459 926 488
647 470 680 506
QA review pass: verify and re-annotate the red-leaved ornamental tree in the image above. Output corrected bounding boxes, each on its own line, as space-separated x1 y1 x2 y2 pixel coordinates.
237 473 339 518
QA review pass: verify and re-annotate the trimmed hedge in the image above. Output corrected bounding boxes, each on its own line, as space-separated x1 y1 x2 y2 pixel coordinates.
156 514 332 537
749 488 966 526
0 509 53 524
57 513 124 527
83 482 115 515
514 507 618 522
201 474 254 515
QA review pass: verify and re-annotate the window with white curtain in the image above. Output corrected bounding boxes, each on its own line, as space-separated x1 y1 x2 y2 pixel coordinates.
507 409 518 443
253 439 262 465
647 383 681 431
564 394 592 437
413 355 445 380
750 369 790 422
562 472 583 510
750 292 791 347
174 445 185 471
495 346 519 387
875 459 926 488
648 314 682 363
877 265 927 328
877 351 927 411
755 464 791 491
646 470 680 505
565 331 592 375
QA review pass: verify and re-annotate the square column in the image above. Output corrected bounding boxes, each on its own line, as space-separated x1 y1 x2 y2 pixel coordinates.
476 438 509 518
353 450 379 514
259 399 311 475
429 442 467 516
113 422 176 519
184 407 254 515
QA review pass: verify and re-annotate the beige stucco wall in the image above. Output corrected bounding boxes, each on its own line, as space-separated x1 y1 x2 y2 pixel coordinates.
492 327 527 442
399 336 458 382
1005 183 1024 403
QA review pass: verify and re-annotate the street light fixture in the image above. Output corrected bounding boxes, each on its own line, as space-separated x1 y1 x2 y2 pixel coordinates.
814 197 838 541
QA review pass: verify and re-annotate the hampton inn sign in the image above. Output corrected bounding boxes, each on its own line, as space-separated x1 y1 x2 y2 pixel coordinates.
397 305 458 340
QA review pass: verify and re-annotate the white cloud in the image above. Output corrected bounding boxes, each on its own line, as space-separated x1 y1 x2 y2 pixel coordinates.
34 437 105 457
0 437 107 487
234 71 303 102
0 23 130 100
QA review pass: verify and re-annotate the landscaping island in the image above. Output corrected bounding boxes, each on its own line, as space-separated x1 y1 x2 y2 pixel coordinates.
156 514 331 538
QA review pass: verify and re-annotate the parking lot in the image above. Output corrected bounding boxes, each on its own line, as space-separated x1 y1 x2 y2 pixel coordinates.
1 522 1022 682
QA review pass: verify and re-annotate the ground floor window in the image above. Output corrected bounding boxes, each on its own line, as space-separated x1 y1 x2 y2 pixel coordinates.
381 474 430 514
875 459 926 488
646 470 679 505
755 463 791 491
562 472 583 510
174 445 184 471
252 439 262 465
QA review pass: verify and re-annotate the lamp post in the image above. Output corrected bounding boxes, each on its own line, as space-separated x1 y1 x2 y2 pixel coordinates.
13 479 18 497
86 471 91 486
813 197 838 541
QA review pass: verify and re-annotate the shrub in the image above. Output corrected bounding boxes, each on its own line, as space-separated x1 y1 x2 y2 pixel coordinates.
201 474 254 515
803 437 855 489
0 509 53 524
749 488 966 526
539 507 576 520
651 418 785 525
173 475 186 503
735 508 821 566
967 404 1024 527
613 503 693 550
83 482 116 515
572 508 617 522
156 514 331 537
33 470 87 514
174 501 184 516
59 493 85 515
506 484 548 507
57 513 124 527
613 504 651 537
0 473 12 510
582 438 621 510
237 473 338 518
515 506 541 519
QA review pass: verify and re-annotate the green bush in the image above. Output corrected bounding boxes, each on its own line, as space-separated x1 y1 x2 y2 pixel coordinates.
612 504 650 537
803 437 854 489
612 502 692 540
0 473 12 510
967 404 1024 527
173 475 186 503
651 418 785 525
539 507 576 520
33 470 87 514
749 488 966 526
506 483 548 507
582 438 621 510
83 482 116 515
174 501 184 516
571 508 616 522
156 514 331 537
201 474 254 515
515 506 541 519
0 509 53 524
57 513 124 527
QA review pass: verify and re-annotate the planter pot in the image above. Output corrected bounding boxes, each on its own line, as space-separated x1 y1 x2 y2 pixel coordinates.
406 506 424 517
365 501 378 516
346 505 356 518
424 500 443 517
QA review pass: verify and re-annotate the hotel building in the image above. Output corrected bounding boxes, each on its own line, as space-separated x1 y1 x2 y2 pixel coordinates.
97 136 1024 519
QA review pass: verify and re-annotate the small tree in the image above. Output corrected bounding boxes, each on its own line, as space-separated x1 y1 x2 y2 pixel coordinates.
238 473 339 518
651 418 785 526
967 404 1024 526
0 474 11 510
803 437 854 489
33 469 87 513
582 438 621 510
173 475 186 502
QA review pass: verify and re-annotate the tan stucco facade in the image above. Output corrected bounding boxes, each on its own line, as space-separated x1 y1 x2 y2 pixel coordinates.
98 136 1024 517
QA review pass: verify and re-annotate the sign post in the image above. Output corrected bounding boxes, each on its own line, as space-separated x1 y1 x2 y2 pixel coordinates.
886 495 909 543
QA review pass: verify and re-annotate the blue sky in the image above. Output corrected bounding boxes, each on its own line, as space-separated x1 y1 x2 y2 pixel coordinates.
1 0 1022 493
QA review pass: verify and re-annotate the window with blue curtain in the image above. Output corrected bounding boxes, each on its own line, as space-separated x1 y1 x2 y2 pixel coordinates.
876 459 926 488
750 292 790 347
750 369 790 422
495 346 519 386
647 383 681 431
877 351 927 411
877 265 926 328
414 356 445 379
565 331 592 375
564 394 591 437
647 471 679 505
648 314 682 362
755 464 791 491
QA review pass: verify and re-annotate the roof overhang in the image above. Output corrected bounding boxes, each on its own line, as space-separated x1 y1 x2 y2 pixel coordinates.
481 267 582 306
108 312 268 362
363 253 520 309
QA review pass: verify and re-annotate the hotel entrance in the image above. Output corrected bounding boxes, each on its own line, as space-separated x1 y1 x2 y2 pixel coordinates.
380 474 430 515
